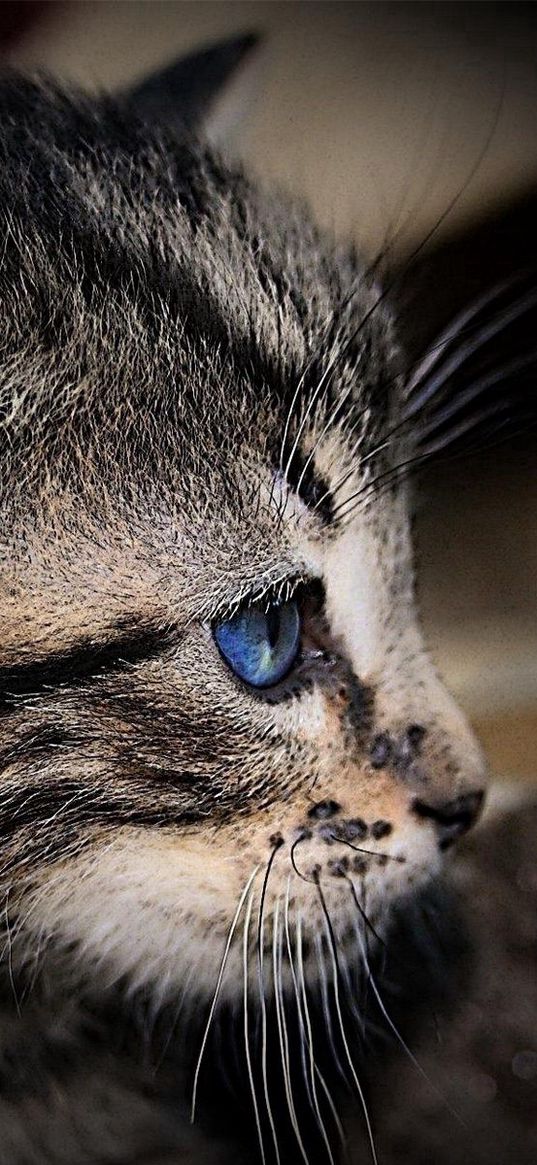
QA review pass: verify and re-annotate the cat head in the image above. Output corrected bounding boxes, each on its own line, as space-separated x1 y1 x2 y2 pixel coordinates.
0 40 485 1026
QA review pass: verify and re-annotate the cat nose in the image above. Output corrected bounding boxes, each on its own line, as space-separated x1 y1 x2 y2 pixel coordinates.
412 790 485 849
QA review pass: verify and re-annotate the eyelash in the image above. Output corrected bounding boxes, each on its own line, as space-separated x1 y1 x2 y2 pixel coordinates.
206 575 308 627
0 580 324 705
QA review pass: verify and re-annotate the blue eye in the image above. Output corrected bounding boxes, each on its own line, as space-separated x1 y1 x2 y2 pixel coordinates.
213 599 301 688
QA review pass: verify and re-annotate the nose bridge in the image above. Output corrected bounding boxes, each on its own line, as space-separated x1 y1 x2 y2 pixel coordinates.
371 640 487 805
321 519 486 804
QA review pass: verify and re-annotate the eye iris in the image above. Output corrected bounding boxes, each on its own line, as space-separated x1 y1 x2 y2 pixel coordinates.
214 599 300 688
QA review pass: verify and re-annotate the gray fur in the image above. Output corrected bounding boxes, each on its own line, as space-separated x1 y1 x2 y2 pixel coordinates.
0 58 526 1165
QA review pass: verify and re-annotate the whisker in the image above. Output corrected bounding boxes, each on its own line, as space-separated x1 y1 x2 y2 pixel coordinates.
329 423 491 525
284 877 316 1118
330 834 404 866
418 402 518 459
359 873 375 1027
418 350 537 443
337 944 366 1039
279 366 313 478
296 912 347 1151
314 295 535 524
403 285 537 419
309 271 536 529
313 276 533 513
257 842 283 1165
257 838 284 965
310 433 392 519
314 929 352 1093
346 875 466 1130
282 351 341 492
314 873 379 1165
191 864 259 1123
273 896 311 1165
279 84 505 491
350 412 537 523
296 68 507 470
243 880 266 1165
327 442 423 523
285 880 337 1165
404 277 532 400
290 835 317 884
293 376 361 506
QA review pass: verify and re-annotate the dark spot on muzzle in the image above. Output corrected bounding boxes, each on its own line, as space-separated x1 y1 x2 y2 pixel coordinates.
371 819 392 840
369 732 392 768
308 799 341 821
338 818 368 842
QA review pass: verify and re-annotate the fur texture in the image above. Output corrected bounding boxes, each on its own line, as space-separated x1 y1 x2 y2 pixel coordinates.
0 69 501 1164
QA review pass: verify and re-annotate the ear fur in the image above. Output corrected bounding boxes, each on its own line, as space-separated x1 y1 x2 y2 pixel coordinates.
124 32 259 136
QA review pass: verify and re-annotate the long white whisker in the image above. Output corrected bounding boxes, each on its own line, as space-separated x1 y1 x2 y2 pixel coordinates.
311 434 392 517
314 931 351 1090
348 877 466 1129
257 874 281 1165
315 287 537 523
290 74 506 501
286 880 340 1164
282 329 356 489
329 438 444 525
279 367 312 476
317 878 379 1165
294 377 359 503
295 908 345 1157
418 348 537 441
313 283 531 520
284 877 316 1117
404 279 518 399
243 881 266 1165
191 864 259 1123
273 897 310 1165
403 286 537 419
338 944 366 1039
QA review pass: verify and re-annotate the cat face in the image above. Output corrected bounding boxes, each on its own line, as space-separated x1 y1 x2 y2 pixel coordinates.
0 76 485 1020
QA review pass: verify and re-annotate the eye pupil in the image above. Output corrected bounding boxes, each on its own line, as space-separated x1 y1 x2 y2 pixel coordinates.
266 605 281 649
213 598 300 689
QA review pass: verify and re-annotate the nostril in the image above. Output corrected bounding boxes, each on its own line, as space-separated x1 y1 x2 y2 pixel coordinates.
412 791 485 849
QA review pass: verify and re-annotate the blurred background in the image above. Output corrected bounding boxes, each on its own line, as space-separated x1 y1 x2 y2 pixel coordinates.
1 0 535 782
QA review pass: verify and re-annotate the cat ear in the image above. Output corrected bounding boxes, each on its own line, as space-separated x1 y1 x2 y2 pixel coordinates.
124 32 260 142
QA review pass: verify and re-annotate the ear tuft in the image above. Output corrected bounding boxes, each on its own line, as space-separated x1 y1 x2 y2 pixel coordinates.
125 32 260 134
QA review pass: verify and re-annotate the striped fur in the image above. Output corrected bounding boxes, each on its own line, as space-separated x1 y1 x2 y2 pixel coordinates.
0 77 486 1164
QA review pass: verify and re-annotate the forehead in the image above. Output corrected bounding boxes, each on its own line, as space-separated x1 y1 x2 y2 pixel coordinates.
0 82 402 652
0 82 396 440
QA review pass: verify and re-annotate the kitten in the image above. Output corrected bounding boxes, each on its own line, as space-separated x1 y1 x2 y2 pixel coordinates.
0 33 533 1165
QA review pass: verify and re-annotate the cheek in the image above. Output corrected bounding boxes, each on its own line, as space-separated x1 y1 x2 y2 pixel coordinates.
14 794 441 1009
16 832 245 1004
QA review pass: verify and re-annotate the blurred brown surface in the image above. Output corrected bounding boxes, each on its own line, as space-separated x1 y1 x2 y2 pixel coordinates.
474 707 537 782
0 2 53 51
7 2 537 250
4 0 536 781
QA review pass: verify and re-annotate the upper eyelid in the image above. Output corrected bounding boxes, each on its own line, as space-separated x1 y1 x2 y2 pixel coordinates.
202 573 312 626
0 577 317 699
